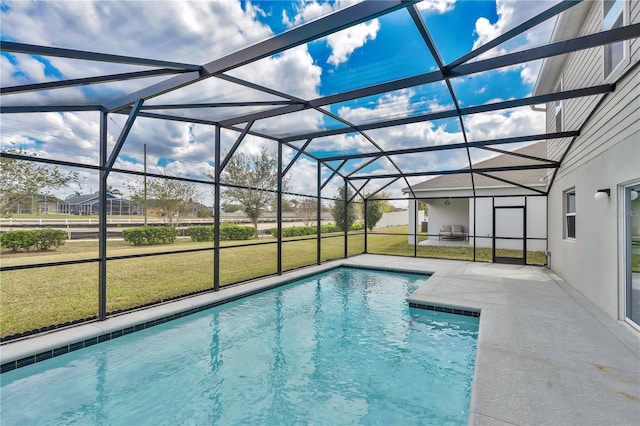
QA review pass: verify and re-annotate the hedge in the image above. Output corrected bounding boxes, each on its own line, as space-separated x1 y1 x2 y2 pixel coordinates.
186 225 255 242
270 223 364 238
0 228 66 252
122 226 177 246
185 226 214 242
220 224 255 241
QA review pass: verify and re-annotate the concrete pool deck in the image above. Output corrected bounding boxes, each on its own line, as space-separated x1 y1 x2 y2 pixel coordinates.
2 254 639 424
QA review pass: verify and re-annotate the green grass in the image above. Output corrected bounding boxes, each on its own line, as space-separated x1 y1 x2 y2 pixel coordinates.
1 227 546 338
0 236 353 337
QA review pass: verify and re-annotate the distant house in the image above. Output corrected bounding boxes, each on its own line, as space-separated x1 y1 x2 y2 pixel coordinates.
66 194 136 215
403 142 547 251
34 194 70 214
5 194 70 215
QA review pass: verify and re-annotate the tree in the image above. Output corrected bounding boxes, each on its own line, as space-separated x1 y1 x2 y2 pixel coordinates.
129 176 201 228
0 143 79 216
211 148 288 232
364 193 384 231
331 186 357 231
291 197 317 226
419 201 429 216
97 185 123 197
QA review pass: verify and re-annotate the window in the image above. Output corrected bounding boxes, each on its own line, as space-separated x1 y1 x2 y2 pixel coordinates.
555 81 563 132
604 0 626 79
565 189 576 239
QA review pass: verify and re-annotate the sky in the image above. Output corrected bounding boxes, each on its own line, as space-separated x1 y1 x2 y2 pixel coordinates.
0 0 565 205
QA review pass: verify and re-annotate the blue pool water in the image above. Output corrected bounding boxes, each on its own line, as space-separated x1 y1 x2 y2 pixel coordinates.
1 267 478 425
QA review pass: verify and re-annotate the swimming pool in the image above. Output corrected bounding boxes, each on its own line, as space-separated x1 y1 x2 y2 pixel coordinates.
1 267 479 424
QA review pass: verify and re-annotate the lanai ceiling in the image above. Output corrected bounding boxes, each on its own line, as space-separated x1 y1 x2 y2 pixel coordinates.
1 0 639 200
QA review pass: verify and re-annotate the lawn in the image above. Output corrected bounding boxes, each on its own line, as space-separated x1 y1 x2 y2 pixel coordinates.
1 227 544 338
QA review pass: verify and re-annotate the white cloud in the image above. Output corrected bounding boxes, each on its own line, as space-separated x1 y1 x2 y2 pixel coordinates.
464 106 545 141
520 61 541 85
416 0 457 14
338 89 415 124
282 1 380 67
282 0 340 28
472 1 555 50
1 1 273 64
326 19 380 66
231 45 322 100
471 1 559 85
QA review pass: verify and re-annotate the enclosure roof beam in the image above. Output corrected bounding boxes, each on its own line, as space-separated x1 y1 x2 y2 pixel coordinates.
1 69 192 95
366 177 401 200
477 172 547 195
320 131 578 162
449 23 640 77
217 120 255 173
0 41 202 70
282 139 313 177
345 157 380 177
320 160 348 190
220 22 636 128
350 163 558 180
349 179 370 202
140 101 300 110
478 145 557 164
0 105 104 113
104 0 414 112
115 110 281 142
445 0 580 70
280 85 610 142
106 99 144 171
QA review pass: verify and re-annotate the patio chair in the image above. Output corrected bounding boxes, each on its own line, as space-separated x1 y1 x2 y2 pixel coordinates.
451 225 464 240
439 225 452 240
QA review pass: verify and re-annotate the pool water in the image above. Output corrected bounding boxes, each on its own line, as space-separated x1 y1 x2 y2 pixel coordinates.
1 267 479 425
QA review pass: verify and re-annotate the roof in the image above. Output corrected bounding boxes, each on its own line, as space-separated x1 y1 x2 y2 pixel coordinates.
533 1 593 96
66 194 116 205
407 142 547 192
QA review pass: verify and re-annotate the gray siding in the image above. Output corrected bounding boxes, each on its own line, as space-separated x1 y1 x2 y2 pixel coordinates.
546 0 640 169
557 69 639 179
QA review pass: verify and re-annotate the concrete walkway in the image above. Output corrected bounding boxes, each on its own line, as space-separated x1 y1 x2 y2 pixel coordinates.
344 255 640 425
2 255 639 424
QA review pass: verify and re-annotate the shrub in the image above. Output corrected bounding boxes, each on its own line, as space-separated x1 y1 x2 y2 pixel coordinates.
269 223 365 239
33 229 67 250
350 222 364 231
272 226 316 238
186 225 255 242
0 228 66 252
220 224 255 241
123 226 177 246
321 224 340 234
0 230 37 252
186 226 214 242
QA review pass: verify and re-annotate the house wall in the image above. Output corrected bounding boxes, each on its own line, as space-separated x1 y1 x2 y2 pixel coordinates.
470 196 546 250
546 6 640 320
423 199 469 244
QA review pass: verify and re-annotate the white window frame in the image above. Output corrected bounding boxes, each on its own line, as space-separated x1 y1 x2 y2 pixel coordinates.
564 188 576 240
603 0 629 82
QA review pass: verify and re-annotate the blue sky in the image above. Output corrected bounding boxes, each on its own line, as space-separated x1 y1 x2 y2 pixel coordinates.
0 0 561 201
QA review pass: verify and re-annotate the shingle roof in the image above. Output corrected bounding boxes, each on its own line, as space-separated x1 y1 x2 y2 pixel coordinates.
66 194 116 205
408 142 548 192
